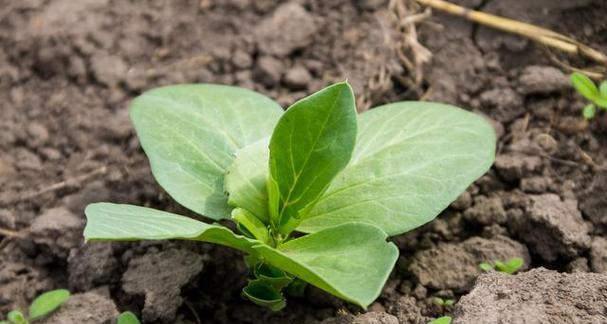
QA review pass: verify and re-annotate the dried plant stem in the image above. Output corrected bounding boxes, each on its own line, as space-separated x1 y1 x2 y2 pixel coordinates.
415 0 607 66
10 166 107 204
0 227 24 238
389 0 433 85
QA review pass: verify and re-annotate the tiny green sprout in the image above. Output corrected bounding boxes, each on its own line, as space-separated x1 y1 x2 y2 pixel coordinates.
83 82 496 310
570 72 607 120
433 297 455 307
2 289 70 323
479 257 524 275
117 311 140 324
429 316 452 324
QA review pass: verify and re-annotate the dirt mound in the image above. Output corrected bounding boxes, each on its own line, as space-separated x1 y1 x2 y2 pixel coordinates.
453 268 607 323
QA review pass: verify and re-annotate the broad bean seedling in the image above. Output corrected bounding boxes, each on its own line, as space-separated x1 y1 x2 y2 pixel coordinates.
479 257 524 275
570 72 607 119
84 82 495 310
1 289 70 324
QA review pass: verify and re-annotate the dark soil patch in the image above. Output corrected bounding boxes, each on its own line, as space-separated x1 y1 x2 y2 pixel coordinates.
1 0 606 323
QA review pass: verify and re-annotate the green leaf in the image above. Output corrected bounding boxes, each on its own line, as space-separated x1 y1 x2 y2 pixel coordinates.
583 104 596 119
430 316 452 324
253 223 398 308
479 262 493 272
225 137 271 223
253 263 293 291
268 82 357 235
600 81 607 97
444 299 454 306
595 96 607 109
433 297 445 306
29 289 70 320
117 311 140 324
498 257 524 274
130 84 282 220
494 260 506 270
7 311 25 324
570 72 599 101
299 102 496 236
84 203 259 254
231 208 271 245
242 280 286 311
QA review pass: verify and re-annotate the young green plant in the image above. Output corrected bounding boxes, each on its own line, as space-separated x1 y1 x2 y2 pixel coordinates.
1 289 70 324
429 316 452 324
84 82 496 310
117 311 140 324
570 72 607 119
479 257 524 275
433 297 455 307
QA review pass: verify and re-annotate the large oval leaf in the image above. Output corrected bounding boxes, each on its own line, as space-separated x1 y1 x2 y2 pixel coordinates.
84 203 258 254
253 223 398 308
268 82 357 234
298 102 496 235
130 84 282 220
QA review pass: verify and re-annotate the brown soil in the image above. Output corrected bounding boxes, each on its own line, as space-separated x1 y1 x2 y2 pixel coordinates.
1 0 606 323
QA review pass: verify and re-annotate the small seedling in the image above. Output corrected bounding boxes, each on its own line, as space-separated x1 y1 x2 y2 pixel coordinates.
570 72 607 119
433 297 455 307
117 311 140 324
84 82 496 310
479 257 524 275
429 316 452 324
1 289 70 324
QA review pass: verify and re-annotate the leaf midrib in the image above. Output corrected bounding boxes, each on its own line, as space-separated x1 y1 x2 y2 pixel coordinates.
277 89 344 219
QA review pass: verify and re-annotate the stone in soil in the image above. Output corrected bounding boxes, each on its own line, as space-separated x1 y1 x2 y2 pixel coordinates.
254 2 317 57
90 54 127 88
508 193 591 262
517 65 570 95
254 56 284 87
409 235 530 292
284 65 312 90
494 153 543 181
122 248 204 322
28 207 84 259
384 295 429 324
453 268 607 323
37 292 119 324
